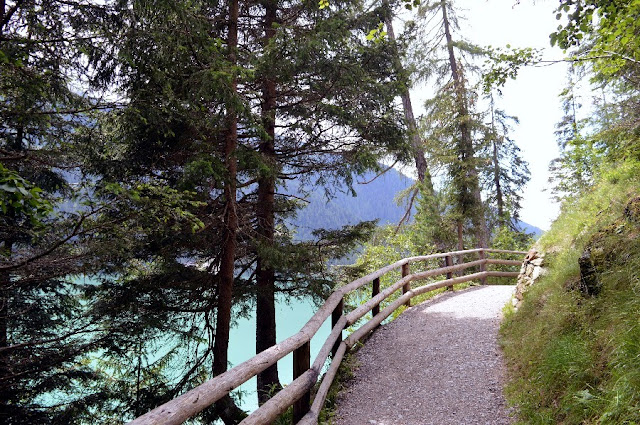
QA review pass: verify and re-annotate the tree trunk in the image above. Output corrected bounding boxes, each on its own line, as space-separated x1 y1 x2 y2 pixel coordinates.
493 138 504 223
0 240 11 409
441 0 488 248
0 1 6 34
490 102 505 226
212 1 246 422
383 6 433 192
256 0 281 405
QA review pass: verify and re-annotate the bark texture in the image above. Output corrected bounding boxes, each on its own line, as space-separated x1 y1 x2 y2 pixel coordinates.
255 0 281 405
212 1 246 422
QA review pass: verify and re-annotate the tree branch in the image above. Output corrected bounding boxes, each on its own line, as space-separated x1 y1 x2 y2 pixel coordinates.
395 187 419 233
356 160 399 184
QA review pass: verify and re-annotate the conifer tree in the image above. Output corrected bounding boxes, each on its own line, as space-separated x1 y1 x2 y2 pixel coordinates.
480 94 530 230
405 0 489 249
246 0 407 402
79 0 407 419
0 2 132 422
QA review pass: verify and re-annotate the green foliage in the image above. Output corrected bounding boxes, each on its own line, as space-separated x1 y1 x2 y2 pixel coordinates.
491 226 534 252
0 1 131 422
550 0 640 81
548 1 640 189
480 96 531 228
482 46 542 92
366 22 387 42
0 164 51 227
411 181 458 250
341 224 438 321
317 351 359 424
501 163 640 424
486 226 534 285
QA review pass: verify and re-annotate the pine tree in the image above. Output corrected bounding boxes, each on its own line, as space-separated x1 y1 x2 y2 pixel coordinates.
0 1 138 422
77 0 407 419
480 94 530 230
244 0 407 403
404 0 489 249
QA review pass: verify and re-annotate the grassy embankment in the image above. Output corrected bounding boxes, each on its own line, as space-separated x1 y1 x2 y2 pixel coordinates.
500 162 640 424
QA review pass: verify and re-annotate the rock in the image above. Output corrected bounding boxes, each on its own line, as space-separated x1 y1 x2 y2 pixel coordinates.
514 248 545 308
578 249 601 296
624 196 640 223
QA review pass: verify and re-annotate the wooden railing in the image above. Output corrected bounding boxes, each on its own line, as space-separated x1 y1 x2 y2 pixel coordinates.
128 248 526 425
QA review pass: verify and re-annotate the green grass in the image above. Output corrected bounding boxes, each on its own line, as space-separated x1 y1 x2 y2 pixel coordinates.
500 162 640 424
316 350 359 424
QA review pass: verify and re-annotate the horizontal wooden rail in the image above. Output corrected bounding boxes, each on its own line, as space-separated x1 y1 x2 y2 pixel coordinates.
128 248 526 425
486 258 522 266
487 270 520 278
346 259 487 326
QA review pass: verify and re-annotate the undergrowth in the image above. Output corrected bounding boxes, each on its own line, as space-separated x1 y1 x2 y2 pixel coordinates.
316 350 360 424
500 162 640 424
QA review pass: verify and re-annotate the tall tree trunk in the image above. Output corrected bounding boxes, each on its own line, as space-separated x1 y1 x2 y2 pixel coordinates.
490 101 505 226
383 5 433 192
255 0 281 405
0 1 6 32
440 0 488 248
0 240 11 410
213 0 245 422
492 139 504 223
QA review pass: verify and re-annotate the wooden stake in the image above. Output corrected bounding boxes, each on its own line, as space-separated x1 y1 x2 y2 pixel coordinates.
372 277 380 316
402 263 411 307
293 341 311 423
445 255 453 291
331 298 343 357
479 249 487 285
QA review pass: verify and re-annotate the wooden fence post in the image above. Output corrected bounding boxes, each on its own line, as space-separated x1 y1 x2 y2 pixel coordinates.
293 341 311 423
372 277 380 316
401 263 411 307
331 298 343 357
445 255 453 291
479 249 487 285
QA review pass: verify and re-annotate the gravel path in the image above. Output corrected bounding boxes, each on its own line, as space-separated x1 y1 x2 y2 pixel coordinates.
333 285 515 425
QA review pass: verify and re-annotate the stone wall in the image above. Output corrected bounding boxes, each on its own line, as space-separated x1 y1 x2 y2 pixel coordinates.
514 248 545 308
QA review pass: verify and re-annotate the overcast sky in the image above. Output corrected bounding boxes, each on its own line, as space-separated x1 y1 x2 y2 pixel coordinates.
407 0 569 230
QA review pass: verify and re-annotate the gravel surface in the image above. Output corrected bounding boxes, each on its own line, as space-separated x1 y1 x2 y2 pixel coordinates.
333 285 515 425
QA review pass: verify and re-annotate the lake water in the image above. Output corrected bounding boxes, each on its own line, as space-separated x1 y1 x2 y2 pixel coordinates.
227 295 332 413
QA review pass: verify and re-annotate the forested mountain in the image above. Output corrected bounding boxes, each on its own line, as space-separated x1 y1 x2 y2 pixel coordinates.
285 168 414 240
286 168 542 241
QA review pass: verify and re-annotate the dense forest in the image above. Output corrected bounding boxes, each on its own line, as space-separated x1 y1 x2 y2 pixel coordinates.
0 0 637 423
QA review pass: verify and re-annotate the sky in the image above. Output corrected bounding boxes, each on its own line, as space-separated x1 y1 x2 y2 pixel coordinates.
407 0 569 230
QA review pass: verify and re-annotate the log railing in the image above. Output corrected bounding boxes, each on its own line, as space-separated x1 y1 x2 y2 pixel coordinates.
128 248 526 425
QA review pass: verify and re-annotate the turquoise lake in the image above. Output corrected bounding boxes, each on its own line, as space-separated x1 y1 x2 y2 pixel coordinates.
227 295 332 413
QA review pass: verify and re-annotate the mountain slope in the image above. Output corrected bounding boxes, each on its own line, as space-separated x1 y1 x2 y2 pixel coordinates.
285 168 414 240
284 168 542 240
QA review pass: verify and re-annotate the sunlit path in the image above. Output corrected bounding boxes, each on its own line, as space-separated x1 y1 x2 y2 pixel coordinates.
334 286 515 425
